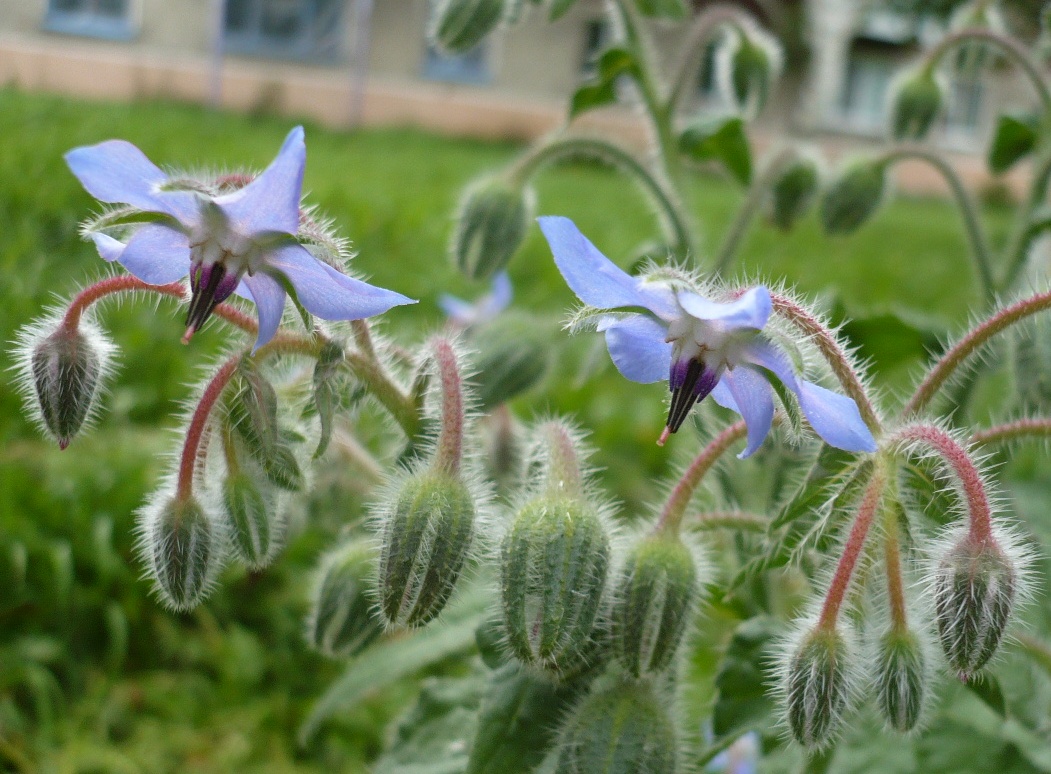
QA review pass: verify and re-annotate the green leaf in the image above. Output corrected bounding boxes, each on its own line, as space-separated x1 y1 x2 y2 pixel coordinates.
679 117 752 186
260 442 304 491
634 0 686 19
312 341 345 458
989 114 1039 175
965 672 1007 717
548 0 578 21
712 616 779 736
570 47 639 119
298 582 490 745
228 361 279 459
839 308 943 375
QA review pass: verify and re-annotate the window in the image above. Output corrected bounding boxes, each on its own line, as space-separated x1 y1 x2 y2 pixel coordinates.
840 49 896 132
944 77 984 138
44 0 135 40
696 39 722 102
423 42 491 84
580 19 611 79
224 0 345 62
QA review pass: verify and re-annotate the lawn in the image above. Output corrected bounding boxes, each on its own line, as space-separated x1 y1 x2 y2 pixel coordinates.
0 87 1036 771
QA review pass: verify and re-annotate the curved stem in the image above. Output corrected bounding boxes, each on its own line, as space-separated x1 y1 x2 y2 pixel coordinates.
880 145 995 302
344 349 420 439
668 4 751 111
431 339 463 475
658 420 747 534
971 417 1051 446
769 292 883 433
177 356 240 501
510 135 695 256
1002 146 1051 292
904 289 1051 415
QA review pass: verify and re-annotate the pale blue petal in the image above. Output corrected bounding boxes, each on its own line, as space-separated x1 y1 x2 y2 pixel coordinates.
242 273 286 351
214 126 304 236
489 271 513 312
64 140 198 224
91 233 125 262
677 286 771 330
264 243 416 320
722 367 775 458
597 314 671 383
710 379 738 411
117 224 191 284
438 293 475 324
538 216 674 318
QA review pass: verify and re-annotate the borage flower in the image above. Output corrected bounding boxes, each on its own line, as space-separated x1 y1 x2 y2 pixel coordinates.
538 217 876 457
65 127 414 349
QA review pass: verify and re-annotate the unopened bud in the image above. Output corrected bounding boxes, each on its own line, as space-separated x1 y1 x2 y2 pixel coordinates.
500 495 610 675
875 629 927 733
784 627 852 749
452 177 534 281
767 154 820 231
933 535 1016 680
555 679 677 774
820 160 887 235
889 68 943 141
142 495 224 611
611 534 699 677
431 0 506 55
470 312 552 410
377 471 476 627
222 472 281 569
226 363 279 460
307 541 384 658
720 28 781 116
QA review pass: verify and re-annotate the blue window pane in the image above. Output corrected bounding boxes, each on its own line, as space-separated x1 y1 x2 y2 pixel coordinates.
423 43 491 85
44 0 134 40
224 0 344 62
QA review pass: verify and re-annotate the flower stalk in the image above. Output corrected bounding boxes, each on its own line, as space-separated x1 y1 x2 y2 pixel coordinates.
431 339 464 475
658 420 747 534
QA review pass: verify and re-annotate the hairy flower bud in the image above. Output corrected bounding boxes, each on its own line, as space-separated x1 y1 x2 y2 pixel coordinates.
222 472 282 569
820 160 887 235
500 495 610 675
933 535 1017 680
875 629 927 733
889 68 943 141
141 494 224 611
307 541 384 658
783 626 852 749
470 312 552 410
452 177 534 281
767 154 820 231
719 27 781 117
555 679 677 774
377 471 476 628
611 533 699 677
431 0 505 55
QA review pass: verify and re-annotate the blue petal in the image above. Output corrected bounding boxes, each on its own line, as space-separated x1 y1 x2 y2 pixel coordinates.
242 272 287 351
677 286 771 330
438 294 475 324
264 243 416 320
116 224 191 284
489 271 513 313
91 233 125 262
721 367 775 458
597 314 671 383
64 140 198 224
710 379 738 411
214 126 305 236
538 216 674 318
742 339 876 453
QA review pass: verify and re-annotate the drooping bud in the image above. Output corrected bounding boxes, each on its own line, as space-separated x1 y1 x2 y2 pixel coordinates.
555 679 677 774
479 407 523 489
766 153 821 231
469 312 552 411
820 160 888 235
889 67 943 141
451 177 535 281
141 494 225 611
874 629 927 733
718 26 781 117
932 534 1017 680
18 320 114 449
377 471 476 627
783 626 853 749
306 540 384 658
221 472 282 569
430 0 506 55
611 533 699 677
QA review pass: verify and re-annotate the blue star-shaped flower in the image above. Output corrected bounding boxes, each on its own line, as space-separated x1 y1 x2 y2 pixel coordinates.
538 216 876 457
65 127 415 350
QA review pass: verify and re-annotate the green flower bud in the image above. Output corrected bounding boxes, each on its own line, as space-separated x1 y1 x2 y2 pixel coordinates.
890 68 943 141
431 0 506 55
470 312 552 411
933 535 1016 680
555 679 677 774
719 28 781 117
767 154 820 231
875 629 927 733
378 471 476 627
307 541 384 659
611 534 699 677
143 495 224 611
784 627 852 749
452 177 534 281
222 472 281 569
820 160 887 235
500 495 610 675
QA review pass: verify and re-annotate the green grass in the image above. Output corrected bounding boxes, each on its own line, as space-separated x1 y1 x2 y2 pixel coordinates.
0 87 1027 770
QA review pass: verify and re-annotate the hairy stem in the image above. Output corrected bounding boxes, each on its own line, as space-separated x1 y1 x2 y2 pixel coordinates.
668 4 752 111
971 417 1051 446
177 357 240 501
658 420 748 533
344 349 420 439
883 509 908 630
541 421 584 499
431 339 464 475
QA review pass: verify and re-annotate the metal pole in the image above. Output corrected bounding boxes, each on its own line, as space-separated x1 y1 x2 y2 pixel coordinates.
209 0 227 108
348 0 374 127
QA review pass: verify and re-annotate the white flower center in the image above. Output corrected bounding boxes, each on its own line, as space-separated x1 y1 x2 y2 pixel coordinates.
666 312 755 371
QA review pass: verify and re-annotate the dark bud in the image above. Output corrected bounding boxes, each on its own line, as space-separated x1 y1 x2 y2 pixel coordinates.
29 324 108 449
767 154 820 231
785 627 852 749
875 629 927 733
452 177 534 281
144 495 223 612
820 160 887 235
307 540 384 658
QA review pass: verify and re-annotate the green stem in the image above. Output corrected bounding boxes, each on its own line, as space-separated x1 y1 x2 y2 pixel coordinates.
668 4 751 112
344 349 420 439
880 145 995 302
883 506 908 630
1002 146 1051 292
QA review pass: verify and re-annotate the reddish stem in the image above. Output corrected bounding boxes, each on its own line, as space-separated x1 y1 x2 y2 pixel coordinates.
818 469 885 630
894 424 992 545
883 522 908 630
541 421 584 498
658 420 748 533
176 357 240 501
971 417 1051 446
431 339 463 475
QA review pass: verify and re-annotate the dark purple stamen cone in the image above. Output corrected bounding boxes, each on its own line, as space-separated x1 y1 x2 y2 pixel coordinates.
184 262 241 341
666 358 720 435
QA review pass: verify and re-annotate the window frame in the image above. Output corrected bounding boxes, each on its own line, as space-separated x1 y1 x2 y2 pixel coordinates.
223 0 346 64
43 0 138 42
